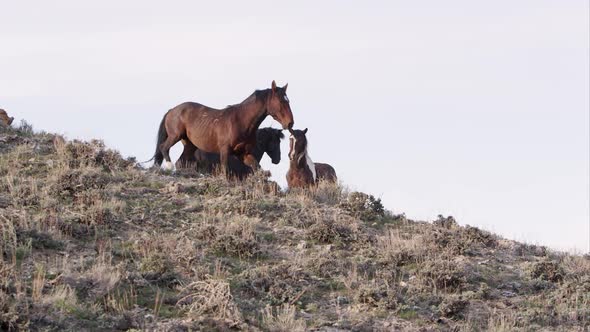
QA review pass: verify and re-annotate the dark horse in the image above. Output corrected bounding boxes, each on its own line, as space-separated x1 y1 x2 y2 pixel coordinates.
176 127 284 178
153 81 294 175
286 128 337 188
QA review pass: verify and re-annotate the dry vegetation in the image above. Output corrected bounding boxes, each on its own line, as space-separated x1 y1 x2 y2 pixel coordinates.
1 122 589 331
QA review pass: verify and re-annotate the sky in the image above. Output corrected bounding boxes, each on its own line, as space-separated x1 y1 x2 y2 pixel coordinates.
1 1 588 252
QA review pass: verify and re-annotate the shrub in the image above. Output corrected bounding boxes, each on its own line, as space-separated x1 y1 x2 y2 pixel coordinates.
177 279 243 325
140 252 173 279
262 304 306 332
418 259 466 292
439 296 468 318
342 192 385 221
306 217 354 244
210 219 260 259
529 260 564 283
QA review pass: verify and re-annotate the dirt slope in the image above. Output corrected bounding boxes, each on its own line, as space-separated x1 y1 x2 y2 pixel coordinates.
1 122 589 331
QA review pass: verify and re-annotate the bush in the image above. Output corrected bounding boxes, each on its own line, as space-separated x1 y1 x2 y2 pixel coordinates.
55 139 134 171
210 218 260 259
342 192 385 221
529 260 564 283
418 259 466 292
439 296 468 318
306 217 355 244
140 252 173 277
177 279 243 325
262 304 306 332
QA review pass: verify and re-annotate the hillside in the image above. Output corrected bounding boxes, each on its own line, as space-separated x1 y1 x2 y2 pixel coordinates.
1 121 589 332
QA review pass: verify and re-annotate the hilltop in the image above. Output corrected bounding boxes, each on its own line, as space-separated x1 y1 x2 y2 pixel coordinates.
1 121 589 331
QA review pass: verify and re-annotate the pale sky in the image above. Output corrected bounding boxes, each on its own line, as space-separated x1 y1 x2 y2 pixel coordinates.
1 1 588 252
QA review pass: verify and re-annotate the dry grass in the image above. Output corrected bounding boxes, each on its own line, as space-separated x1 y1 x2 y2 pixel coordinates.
177 278 243 325
41 285 78 311
1 122 589 331
484 311 520 332
377 227 428 265
103 285 137 314
32 264 45 303
262 303 306 332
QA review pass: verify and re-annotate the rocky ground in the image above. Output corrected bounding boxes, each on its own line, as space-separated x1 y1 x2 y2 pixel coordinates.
1 121 589 331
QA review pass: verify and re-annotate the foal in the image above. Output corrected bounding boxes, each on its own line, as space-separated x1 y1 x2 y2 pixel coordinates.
286 128 337 189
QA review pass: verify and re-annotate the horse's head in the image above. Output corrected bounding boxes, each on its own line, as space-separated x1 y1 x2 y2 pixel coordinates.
257 128 285 164
288 128 308 162
266 81 294 130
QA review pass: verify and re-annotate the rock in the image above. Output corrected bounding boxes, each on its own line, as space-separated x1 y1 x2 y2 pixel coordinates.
502 291 517 298
161 182 184 194
299 310 313 319
0 134 18 144
0 195 10 208
336 296 349 305
114 315 132 330
297 241 309 250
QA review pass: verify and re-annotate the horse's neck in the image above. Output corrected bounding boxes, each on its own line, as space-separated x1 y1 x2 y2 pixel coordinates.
235 94 267 135
291 150 316 181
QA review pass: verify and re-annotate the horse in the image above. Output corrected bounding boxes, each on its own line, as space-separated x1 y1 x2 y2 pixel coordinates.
314 162 337 183
175 127 284 178
0 109 14 126
153 81 294 175
286 128 337 188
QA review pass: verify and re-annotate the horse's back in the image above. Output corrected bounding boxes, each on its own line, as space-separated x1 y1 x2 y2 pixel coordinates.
315 163 337 183
168 101 233 152
169 101 210 115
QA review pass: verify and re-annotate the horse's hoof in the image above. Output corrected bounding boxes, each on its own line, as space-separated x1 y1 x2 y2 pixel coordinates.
162 161 175 172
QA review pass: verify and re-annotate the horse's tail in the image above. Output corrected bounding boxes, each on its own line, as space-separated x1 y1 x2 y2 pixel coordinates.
152 113 168 166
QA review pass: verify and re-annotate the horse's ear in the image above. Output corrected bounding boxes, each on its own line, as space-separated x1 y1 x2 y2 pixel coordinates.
283 83 288 92
271 80 277 93
303 128 308 134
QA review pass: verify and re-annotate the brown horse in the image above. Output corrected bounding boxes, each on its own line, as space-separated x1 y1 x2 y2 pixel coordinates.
153 81 294 175
315 162 337 183
0 109 14 126
286 128 337 188
176 127 284 178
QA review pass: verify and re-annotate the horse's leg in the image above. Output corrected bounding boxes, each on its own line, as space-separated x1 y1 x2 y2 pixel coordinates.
219 146 231 178
241 153 260 171
176 140 197 169
228 156 251 180
159 132 182 171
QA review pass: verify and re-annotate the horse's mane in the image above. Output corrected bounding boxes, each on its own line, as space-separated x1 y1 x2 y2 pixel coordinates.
290 135 316 181
257 127 285 140
223 89 271 112
254 89 271 101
